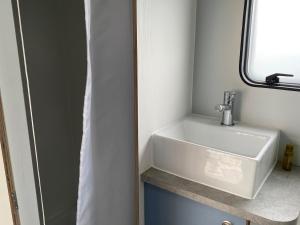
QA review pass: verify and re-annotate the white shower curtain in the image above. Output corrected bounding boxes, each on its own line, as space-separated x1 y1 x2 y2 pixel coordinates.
76 0 135 225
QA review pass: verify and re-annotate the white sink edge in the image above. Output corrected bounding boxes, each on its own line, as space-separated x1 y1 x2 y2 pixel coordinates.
152 134 263 161
154 114 280 137
153 130 279 162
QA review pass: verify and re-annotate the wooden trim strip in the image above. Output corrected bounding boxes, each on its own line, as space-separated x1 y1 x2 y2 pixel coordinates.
131 0 139 224
0 95 21 225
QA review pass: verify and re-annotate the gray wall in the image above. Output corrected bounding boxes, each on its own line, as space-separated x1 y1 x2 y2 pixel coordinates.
18 0 86 224
192 0 300 165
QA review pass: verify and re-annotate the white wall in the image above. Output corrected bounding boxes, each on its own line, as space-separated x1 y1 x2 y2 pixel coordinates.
137 0 197 224
192 0 300 165
0 146 13 225
0 0 41 224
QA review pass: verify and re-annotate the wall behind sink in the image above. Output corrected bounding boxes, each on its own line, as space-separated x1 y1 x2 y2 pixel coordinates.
192 0 300 165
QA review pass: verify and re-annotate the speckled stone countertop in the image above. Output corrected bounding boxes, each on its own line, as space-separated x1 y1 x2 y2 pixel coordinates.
141 165 300 225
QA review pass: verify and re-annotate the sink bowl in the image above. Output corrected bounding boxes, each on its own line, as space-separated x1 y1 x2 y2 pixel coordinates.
152 114 279 199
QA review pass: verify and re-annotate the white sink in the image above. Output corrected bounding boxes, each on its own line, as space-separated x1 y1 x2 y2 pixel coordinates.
152 114 279 199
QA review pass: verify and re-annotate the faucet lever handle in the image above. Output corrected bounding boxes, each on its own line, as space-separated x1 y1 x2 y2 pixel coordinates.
230 91 236 96
224 91 236 104
229 91 236 101
225 90 236 96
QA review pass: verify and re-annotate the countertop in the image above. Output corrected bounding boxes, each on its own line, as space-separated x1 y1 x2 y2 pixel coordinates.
141 165 300 225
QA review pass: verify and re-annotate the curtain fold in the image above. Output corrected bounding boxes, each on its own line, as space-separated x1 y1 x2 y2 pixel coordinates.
76 0 135 224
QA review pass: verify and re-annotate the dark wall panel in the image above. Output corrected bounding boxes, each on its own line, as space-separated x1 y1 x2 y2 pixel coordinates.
18 0 86 224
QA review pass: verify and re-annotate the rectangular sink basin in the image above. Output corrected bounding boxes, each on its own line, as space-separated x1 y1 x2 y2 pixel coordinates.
152 114 279 199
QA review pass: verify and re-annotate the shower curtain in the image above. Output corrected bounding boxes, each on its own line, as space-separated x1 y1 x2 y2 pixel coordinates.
76 0 135 225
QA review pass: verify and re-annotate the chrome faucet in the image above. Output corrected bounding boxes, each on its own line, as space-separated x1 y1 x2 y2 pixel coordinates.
215 91 236 126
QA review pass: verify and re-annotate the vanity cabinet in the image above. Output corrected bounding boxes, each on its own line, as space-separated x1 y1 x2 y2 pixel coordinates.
144 183 246 225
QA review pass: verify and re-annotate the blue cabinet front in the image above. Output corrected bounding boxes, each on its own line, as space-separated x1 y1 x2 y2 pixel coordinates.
145 183 245 225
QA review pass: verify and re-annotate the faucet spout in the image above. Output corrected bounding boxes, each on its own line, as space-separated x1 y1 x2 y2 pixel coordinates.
215 91 236 126
215 104 231 112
